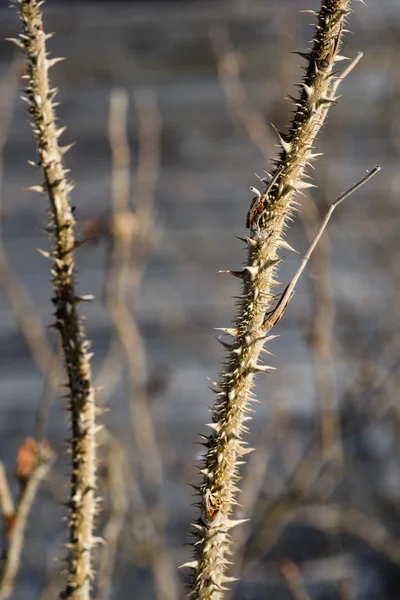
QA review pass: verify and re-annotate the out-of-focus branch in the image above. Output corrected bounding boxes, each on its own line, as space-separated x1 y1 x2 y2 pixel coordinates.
295 504 400 567
0 253 61 385
100 88 178 600
106 87 162 492
96 441 128 600
210 25 274 160
279 560 312 600
0 463 14 536
95 431 178 600
0 440 54 600
127 455 179 600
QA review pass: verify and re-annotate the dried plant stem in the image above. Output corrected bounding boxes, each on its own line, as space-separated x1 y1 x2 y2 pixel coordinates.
265 167 380 329
279 560 312 600
185 3 363 598
106 88 163 491
0 463 14 535
211 24 363 468
301 194 339 461
96 441 128 600
14 2 97 598
105 88 178 599
0 61 61 389
305 55 364 464
0 447 54 600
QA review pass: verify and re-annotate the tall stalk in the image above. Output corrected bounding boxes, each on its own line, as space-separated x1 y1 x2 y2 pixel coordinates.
185 2 353 598
13 2 97 598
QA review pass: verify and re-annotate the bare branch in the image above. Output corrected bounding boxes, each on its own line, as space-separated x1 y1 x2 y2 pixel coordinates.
264 166 381 331
0 443 54 600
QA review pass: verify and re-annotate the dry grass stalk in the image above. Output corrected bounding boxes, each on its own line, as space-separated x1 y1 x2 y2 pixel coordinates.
13 1 97 597
185 2 357 598
0 441 54 600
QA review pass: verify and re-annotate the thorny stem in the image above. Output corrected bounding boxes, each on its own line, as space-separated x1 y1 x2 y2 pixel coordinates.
185 2 361 599
14 1 97 598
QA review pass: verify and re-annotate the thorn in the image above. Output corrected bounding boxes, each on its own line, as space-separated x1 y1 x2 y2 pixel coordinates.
214 327 238 338
37 247 52 259
47 57 65 68
75 295 94 303
260 334 280 344
216 337 233 351
300 83 314 98
235 235 258 247
295 180 317 190
56 126 67 138
271 123 292 154
60 142 76 155
205 422 220 432
225 517 250 530
24 185 45 193
276 239 299 253
317 97 339 108
5 37 24 49
249 360 276 373
179 560 199 570
217 269 244 280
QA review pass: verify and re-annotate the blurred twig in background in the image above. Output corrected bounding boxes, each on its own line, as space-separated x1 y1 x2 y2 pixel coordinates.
106 87 163 493
90 87 178 600
0 439 54 600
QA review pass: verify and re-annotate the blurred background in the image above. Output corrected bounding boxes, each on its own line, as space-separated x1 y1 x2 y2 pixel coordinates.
0 0 399 598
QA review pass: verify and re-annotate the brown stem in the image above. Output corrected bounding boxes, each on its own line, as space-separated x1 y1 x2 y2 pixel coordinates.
14 2 98 598
186 3 357 598
0 445 54 600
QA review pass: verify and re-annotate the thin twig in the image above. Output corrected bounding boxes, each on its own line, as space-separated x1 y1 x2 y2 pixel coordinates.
0 446 54 600
106 88 163 491
209 24 274 164
96 442 128 600
0 463 14 535
279 560 312 600
102 88 178 600
264 166 381 331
